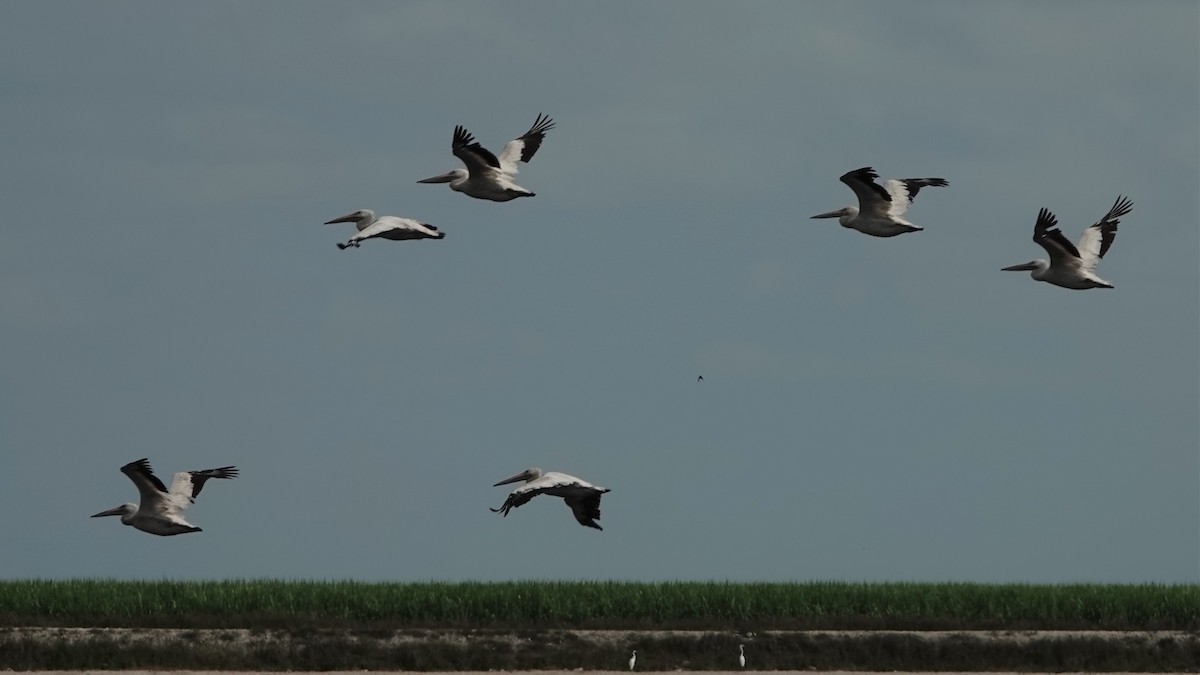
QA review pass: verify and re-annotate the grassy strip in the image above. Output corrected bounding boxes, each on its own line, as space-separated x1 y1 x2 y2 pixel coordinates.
1 580 1198 630
2 628 1199 671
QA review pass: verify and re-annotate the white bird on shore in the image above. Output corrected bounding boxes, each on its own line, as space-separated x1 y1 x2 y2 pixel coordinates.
811 166 949 237
491 467 610 530
628 649 637 670
1002 196 1132 289
324 209 445 250
92 458 237 536
739 644 746 668
418 114 555 201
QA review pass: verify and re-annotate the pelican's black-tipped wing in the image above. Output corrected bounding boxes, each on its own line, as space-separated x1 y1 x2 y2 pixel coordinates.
452 125 501 170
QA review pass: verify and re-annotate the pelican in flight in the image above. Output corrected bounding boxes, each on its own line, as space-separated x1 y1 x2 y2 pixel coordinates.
1002 196 1131 289
92 458 237 536
811 166 949 237
490 467 609 530
418 114 555 201
324 209 445 250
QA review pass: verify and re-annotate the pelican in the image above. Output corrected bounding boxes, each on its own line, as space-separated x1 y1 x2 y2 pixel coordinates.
418 113 555 201
739 644 746 668
1002 196 1131 289
628 650 637 671
324 209 445 250
490 467 609 530
92 458 237 536
811 166 949 237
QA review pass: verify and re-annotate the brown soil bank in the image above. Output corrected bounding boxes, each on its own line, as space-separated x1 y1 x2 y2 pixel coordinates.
1 628 1198 672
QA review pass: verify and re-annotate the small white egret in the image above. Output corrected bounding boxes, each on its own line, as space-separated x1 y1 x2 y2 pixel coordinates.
628 649 637 671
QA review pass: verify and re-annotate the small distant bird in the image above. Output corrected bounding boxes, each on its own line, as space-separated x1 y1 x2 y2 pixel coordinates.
697 375 704 382
628 650 637 671
92 458 238 536
491 467 610 530
811 166 949 237
1002 196 1131 289
418 114 555 201
738 644 746 668
324 209 445 250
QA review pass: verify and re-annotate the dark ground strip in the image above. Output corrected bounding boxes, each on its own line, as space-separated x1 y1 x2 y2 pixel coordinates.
1 628 1198 672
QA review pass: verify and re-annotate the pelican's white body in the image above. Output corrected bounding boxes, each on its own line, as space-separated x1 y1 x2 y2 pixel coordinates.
419 114 555 202
491 467 610 530
1003 196 1131 290
91 459 237 536
812 167 949 237
324 209 444 249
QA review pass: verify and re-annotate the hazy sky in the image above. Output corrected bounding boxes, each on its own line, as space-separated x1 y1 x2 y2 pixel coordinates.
2 1 1197 583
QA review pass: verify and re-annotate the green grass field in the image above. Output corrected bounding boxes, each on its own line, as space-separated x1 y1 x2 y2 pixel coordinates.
2 580 1197 630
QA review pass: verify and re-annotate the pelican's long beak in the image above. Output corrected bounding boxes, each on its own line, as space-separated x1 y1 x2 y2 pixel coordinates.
91 506 124 518
1002 262 1038 272
493 470 532 487
810 209 844 219
324 213 359 225
417 172 456 184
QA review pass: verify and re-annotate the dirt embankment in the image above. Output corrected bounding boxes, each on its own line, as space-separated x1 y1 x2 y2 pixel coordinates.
2 627 1198 672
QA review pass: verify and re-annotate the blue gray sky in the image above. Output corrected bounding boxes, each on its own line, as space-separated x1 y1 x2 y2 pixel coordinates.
2 1 1197 583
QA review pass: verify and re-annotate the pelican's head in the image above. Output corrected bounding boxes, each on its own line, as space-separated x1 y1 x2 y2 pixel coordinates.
1002 259 1049 279
418 169 467 185
92 503 136 523
493 467 543 487
324 209 374 225
811 206 858 227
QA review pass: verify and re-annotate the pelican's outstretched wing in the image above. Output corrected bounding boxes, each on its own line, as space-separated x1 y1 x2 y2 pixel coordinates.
451 125 502 175
564 492 604 530
839 167 892 219
170 466 238 501
358 217 444 242
497 114 555 174
884 177 949 217
1076 195 1131 269
490 489 537 517
120 458 169 505
1032 208 1080 266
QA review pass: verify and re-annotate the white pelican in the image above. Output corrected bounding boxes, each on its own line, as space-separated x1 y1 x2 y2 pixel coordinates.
1002 196 1131 289
490 467 609 530
418 113 555 201
324 209 445 250
628 650 637 671
92 458 237 536
811 166 949 237
739 644 746 668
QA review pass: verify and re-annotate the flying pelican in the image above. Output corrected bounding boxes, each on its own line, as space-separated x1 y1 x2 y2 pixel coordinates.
324 209 445 250
92 458 238 536
739 644 746 668
811 166 949 237
1002 196 1132 289
490 467 610 530
418 113 555 201
628 650 637 671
